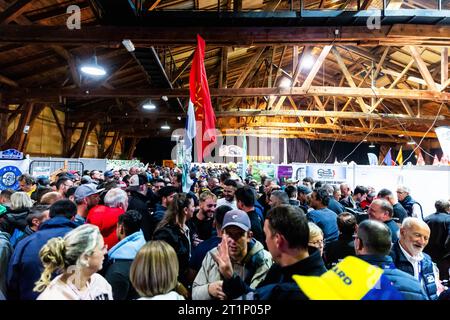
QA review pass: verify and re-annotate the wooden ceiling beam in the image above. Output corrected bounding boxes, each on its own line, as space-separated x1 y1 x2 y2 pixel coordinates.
332 47 369 113
226 121 437 138
4 86 449 101
0 25 449 46
216 109 445 122
0 0 33 24
409 46 438 91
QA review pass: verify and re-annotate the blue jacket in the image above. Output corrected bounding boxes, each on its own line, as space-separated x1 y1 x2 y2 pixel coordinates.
400 195 423 219
358 255 428 300
389 241 438 300
307 208 339 245
6 217 77 300
108 230 146 260
104 230 146 300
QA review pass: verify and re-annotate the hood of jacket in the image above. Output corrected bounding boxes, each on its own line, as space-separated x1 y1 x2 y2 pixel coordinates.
108 230 146 260
38 216 78 231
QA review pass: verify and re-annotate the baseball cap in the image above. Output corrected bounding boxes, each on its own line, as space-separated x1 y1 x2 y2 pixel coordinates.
104 170 114 178
74 183 104 202
297 185 312 195
222 210 251 232
127 174 148 190
293 256 403 300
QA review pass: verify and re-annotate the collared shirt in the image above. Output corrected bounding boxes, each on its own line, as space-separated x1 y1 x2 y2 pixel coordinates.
217 198 237 210
398 242 424 280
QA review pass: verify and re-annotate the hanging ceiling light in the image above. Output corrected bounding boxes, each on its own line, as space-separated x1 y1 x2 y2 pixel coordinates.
279 77 292 88
300 55 315 70
407 140 416 145
142 101 156 110
80 55 106 76
161 122 170 130
369 143 375 148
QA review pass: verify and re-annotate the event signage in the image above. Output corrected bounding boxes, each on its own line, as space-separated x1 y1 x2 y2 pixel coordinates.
306 165 347 183
0 149 23 160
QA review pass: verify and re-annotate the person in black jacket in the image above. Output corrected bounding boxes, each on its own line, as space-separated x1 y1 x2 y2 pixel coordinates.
324 212 356 268
236 186 265 245
355 220 428 300
377 188 408 224
127 174 150 221
104 210 146 300
212 205 327 300
424 199 450 280
141 185 177 241
153 192 195 289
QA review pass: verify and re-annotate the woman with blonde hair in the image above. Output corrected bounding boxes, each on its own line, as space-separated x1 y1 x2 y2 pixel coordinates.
130 240 184 300
34 224 113 300
308 222 325 256
0 192 34 243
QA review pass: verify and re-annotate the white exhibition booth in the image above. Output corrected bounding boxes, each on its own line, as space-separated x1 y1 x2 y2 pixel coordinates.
0 155 448 217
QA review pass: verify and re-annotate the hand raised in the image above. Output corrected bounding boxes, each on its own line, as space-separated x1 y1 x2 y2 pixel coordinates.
211 235 233 280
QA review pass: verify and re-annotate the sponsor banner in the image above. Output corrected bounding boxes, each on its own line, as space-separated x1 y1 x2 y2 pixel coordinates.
219 145 244 157
251 163 276 182
0 149 23 160
306 165 347 183
0 159 30 190
277 165 293 180
31 166 51 178
435 126 450 156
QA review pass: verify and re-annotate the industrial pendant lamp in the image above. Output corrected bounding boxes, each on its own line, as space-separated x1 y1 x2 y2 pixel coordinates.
80 54 106 77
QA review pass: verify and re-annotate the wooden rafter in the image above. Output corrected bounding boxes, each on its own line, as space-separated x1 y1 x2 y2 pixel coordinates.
409 46 438 92
4 86 449 101
301 45 332 90
332 47 369 113
0 0 33 24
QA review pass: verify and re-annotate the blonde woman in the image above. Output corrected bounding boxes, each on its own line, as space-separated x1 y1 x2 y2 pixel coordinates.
1 192 34 241
308 222 324 256
34 224 113 300
130 240 185 300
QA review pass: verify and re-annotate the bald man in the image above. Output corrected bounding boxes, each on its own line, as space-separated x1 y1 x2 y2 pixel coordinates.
389 218 440 300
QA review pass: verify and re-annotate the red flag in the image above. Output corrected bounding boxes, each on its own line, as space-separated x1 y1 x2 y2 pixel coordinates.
189 34 216 163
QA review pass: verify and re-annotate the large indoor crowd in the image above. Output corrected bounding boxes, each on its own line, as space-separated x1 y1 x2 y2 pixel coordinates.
0 164 449 300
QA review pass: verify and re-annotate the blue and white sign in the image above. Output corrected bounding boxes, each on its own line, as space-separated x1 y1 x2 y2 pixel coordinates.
306 165 347 183
0 149 24 160
0 159 30 190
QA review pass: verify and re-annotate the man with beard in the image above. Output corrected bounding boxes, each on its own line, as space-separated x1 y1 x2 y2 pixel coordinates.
55 177 74 199
188 191 217 248
390 217 441 300
73 184 104 226
217 179 238 210
192 210 272 300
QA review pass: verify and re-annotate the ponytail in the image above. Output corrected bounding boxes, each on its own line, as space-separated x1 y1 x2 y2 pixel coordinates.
33 237 66 293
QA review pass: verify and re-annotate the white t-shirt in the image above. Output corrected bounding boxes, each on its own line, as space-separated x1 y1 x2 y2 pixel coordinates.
217 198 237 210
37 273 113 300
137 291 185 300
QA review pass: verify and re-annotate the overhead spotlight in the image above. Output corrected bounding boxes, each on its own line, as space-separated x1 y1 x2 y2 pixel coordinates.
407 140 416 145
122 39 135 52
161 96 168 102
279 77 292 88
369 143 375 148
80 55 106 76
363 139 367 142
142 101 156 110
177 116 182 121
161 122 170 130
300 55 315 70
398 134 404 137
